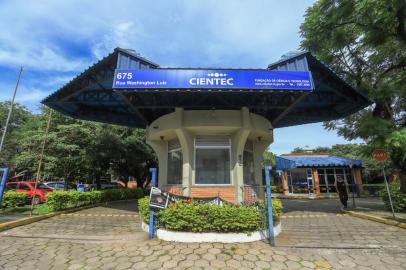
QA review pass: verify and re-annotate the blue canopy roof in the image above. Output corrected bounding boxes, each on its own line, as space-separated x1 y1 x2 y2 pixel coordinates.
42 48 371 128
275 155 362 170
275 156 297 172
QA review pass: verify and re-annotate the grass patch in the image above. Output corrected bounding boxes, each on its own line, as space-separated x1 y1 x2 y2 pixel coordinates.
1 203 51 216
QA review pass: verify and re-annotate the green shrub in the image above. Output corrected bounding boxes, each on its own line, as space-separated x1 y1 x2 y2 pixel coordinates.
46 191 73 211
270 199 283 222
1 191 28 208
138 196 283 234
158 198 283 234
101 189 144 202
380 183 406 212
159 202 261 233
138 196 151 222
46 188 145 212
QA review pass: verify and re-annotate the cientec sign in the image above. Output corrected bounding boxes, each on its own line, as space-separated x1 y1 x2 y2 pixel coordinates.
113 69 314 90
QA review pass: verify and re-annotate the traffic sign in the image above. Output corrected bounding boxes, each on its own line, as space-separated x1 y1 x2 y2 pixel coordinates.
372 149 388 162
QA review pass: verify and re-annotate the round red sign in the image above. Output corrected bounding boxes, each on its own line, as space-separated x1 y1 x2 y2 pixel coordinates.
372 149 388 162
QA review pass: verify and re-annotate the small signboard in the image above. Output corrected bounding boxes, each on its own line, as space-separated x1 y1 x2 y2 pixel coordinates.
372 149 388 162
149 187 169 209
113 69 314 91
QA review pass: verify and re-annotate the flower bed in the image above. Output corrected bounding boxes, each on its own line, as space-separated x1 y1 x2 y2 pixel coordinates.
138 196 283 242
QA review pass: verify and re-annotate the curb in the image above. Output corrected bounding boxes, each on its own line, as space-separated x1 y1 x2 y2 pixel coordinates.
344 210 405 229
0 199 138 232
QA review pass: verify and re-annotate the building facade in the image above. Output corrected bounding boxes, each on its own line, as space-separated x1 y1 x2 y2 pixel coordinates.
276 154 363 197
43 48 371 205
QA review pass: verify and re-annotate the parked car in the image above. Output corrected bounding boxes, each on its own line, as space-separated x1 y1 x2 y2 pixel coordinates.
43 182 77 191
6 181 53 204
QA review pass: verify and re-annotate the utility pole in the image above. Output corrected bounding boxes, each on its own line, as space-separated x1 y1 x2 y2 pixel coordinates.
30 110 53 216
0 67 23 153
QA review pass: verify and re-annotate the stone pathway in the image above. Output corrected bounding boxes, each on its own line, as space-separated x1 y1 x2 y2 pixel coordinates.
0 199 405 269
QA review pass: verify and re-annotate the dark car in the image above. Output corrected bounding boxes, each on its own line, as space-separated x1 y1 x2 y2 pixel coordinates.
43 182 76 191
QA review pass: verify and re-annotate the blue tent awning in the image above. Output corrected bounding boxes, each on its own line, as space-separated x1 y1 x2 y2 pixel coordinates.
275 156 297 172
276 155 362 170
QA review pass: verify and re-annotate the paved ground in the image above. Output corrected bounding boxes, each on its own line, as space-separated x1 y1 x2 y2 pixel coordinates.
0 199 405 269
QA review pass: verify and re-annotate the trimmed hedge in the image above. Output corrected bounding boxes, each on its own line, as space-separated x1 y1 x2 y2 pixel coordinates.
1 191 28 208
138 196 283 233
380 183 406 212
46 188 144 211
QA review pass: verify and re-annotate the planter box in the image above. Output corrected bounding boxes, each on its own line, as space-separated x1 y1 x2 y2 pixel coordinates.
141 222 281 243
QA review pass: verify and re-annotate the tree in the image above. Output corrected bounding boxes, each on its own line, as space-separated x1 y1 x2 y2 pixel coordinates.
8 106 157 187
300 0 406 191
0 101 31 168
262 150 276 167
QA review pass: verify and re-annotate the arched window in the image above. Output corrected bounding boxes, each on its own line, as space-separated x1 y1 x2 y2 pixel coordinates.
167 139 182 184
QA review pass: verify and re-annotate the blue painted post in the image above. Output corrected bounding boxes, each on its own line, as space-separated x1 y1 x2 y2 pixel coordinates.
149 167 157 240
0 168 9 208
265 165 275 246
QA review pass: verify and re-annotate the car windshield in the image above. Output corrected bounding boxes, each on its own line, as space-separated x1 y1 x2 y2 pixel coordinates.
38 184 51 189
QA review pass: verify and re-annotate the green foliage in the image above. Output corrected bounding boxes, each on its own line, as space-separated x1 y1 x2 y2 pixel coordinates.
1 191 28 208
101 189 144 202
46 189 144 211
380 183 406 213
0 101 32 168
2 105 156 186
262 150 276 168
138 198 283 234
138 196 151 222
159 202 261 233
300 0 406 190
270 199 283 222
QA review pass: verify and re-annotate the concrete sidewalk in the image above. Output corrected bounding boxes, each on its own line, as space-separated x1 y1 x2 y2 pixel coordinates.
0 199 405 269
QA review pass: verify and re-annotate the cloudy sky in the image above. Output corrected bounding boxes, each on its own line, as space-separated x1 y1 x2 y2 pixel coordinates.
0 0 362 154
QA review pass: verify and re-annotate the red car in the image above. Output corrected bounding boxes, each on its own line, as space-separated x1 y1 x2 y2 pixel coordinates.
6 181 53 204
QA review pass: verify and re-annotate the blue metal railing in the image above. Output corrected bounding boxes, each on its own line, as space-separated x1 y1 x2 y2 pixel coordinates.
0 168 9 208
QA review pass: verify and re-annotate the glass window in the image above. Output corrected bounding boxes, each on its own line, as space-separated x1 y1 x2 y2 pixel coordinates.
167 149 183 184
18 184 31 190
290 168 308 193
6 183 17 190
327 174 336 192
335 168 344 175
195 148 230 184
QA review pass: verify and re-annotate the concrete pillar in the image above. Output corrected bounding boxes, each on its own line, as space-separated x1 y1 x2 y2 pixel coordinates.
312 168 320 196
231 108 251 204
176 128 193 196
353 168 364 194
146 140 167 187
281 171 289 195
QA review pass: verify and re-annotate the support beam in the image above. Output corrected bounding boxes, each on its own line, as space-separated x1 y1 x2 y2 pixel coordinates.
312 168 320 196
272 92 310 126
116 92 148 126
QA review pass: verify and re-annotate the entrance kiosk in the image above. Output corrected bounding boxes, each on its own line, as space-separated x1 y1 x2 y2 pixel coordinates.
43 48 370 204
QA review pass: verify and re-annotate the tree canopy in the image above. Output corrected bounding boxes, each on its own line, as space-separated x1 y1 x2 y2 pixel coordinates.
300 0 406 191
0 104 157 187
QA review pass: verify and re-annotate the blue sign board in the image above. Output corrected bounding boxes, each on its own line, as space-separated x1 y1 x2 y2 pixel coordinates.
113 69 314 90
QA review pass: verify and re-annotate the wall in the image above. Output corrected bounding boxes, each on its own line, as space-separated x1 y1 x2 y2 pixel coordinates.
146 107 273 204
